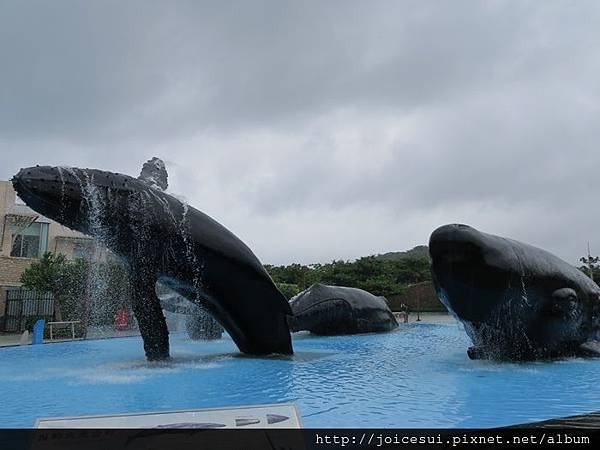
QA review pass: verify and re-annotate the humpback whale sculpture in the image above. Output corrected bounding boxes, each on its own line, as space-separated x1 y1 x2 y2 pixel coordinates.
429 224 600 360
288 283 398 335
12 159 293 360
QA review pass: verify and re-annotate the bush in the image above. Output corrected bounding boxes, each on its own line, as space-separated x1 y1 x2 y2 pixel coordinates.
276 283 301 300
20 252 132 325
265 250 431 297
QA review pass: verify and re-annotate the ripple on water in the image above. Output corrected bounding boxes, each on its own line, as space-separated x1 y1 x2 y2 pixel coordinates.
1 325 600 427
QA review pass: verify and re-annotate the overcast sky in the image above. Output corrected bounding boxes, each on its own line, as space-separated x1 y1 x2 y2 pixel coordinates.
1 1 599 265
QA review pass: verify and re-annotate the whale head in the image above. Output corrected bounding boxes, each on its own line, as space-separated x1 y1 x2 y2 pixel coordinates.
11 165 172 250
429 224 517 323
429 224 600 359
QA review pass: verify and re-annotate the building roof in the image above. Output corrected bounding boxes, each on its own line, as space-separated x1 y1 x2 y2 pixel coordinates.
5 204 51 223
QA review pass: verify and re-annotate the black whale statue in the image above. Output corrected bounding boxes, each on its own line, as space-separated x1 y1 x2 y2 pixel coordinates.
12 159 293 360
429 224 600 360
288 283 398 335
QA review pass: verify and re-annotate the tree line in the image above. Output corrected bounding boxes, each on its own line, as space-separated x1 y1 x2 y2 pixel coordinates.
18 247 600 324
265 249 432 299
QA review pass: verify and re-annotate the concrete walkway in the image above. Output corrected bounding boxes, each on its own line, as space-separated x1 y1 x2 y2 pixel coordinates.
0 327 142 348
1 313 456 348
394 311 456 324
411 312 456 324
0 333 30 347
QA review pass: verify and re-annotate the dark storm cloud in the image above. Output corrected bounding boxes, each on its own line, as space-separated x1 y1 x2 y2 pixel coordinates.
1 1 600 264
0 1 547 136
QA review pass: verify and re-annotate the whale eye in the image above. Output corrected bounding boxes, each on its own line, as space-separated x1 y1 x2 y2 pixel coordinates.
543 288 579 317
552 288 578 302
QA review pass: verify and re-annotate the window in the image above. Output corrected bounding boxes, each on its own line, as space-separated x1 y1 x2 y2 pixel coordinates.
10 222 49 258
73 243 91 259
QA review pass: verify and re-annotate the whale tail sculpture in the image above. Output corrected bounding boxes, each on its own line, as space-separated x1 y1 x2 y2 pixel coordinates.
12 159 293 360
430 223 600 360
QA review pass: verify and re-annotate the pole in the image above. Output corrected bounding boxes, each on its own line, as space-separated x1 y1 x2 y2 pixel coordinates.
416 282 421 322
588 242 594 283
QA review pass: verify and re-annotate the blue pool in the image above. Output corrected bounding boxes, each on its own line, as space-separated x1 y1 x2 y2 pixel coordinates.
1 323 599 428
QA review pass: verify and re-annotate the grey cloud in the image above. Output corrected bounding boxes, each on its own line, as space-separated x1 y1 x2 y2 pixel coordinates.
2 1 576 138
1 1 600 265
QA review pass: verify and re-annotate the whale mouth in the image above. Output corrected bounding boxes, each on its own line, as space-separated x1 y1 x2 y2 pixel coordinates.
12 166 95 235
430 224 512 324
430 241 483 267
12 169 63 212
13 166 82 200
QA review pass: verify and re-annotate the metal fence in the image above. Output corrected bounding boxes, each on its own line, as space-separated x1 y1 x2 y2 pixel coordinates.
2 289 54 332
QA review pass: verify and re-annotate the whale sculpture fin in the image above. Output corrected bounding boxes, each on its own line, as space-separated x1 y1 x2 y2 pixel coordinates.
579 340 600 357
138 157 168 190
130 261 170 360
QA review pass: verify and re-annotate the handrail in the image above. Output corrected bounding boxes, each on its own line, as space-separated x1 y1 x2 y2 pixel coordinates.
47 320 80 340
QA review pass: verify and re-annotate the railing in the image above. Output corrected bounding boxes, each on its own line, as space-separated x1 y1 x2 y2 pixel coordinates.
2 289 54 332
47 321 80 340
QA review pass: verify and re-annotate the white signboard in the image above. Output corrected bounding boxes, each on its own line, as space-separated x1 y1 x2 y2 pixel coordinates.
35 403 302 429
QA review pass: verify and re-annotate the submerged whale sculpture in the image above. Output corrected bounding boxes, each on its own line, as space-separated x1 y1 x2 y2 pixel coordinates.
159 292 223 340
429 224 600 360
288 283 398 335
159 291 223 340
12 159 293 360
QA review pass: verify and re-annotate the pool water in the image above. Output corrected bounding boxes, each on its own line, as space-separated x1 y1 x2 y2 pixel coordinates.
1 323 599 428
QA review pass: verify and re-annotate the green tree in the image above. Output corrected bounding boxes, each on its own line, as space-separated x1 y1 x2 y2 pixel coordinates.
580 252 600 282
264 248 432 298
20 252 132 325
276 282 301 300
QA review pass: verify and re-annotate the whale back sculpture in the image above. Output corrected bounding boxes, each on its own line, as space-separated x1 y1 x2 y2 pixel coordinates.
12 161 293 360
429 223 600 360
288 283 398 335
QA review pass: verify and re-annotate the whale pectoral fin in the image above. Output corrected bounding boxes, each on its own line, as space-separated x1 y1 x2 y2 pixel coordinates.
579 340 600 357
131 272 170 360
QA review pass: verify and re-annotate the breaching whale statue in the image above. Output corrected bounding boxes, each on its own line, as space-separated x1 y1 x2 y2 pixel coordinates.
12 159 293 360
288 283 398 335
429 224 600 360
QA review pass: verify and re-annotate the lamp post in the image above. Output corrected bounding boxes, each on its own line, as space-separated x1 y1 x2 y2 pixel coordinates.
415 280 421 322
